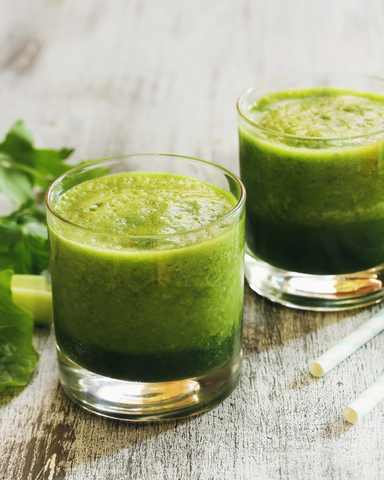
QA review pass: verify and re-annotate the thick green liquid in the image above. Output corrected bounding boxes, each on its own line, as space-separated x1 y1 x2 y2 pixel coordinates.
239 88 384 274
50 173 244 382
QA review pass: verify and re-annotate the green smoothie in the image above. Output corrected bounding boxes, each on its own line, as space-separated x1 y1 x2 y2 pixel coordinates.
49 172 245 382
239 87 384 274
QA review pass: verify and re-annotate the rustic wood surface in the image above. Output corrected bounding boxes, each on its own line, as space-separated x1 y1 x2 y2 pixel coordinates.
1 1 384 479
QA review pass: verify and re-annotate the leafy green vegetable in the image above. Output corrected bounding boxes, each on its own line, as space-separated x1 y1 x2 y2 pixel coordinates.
0 162 35 206
0 122 79 394
0 270 39 392
0 206 49 274
0 120 74 205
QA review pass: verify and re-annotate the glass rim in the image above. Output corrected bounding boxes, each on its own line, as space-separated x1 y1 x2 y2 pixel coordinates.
237 72 384 141
46 153 246 240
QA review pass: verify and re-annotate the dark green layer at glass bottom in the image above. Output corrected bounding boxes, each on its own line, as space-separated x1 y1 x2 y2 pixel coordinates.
55 325 242 382
246 213 384 275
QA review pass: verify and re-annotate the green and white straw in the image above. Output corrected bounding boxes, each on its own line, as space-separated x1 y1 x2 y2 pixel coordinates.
309 310 384 377
309 309 384 424
343 375 384 424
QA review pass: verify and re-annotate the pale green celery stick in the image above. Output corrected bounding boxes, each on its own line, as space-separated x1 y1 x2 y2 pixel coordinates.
11 275 53 326
11 274 48 291
12 288 53 326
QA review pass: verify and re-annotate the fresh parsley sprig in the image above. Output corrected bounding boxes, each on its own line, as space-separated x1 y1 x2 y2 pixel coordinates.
0 206 49 275
0 120 74 274
0 120 73 205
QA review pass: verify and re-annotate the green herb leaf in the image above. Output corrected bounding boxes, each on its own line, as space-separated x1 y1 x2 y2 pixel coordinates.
0 270 39 392
0 161 34 205
0 206 49 274
0 120 74 203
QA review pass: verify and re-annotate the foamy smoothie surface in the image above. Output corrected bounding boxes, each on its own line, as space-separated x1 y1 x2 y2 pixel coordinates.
248 88 384 141
54 172 236 235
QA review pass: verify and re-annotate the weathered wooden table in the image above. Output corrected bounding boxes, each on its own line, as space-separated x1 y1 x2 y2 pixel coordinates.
1 1 384 479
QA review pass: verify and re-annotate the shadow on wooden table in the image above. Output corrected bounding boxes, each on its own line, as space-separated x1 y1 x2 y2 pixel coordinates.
312 416 354 440
10 380 199 480
280 371 320 392
242 282 368 358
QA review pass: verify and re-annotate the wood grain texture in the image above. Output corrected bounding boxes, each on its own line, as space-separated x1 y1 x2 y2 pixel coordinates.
1 1 384 479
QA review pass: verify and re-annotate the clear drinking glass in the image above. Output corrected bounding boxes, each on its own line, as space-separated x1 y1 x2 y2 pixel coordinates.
238 73 384 310
46 154 245 420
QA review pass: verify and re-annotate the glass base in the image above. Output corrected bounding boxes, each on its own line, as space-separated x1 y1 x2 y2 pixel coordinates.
245 251 384 311
57 346 242 421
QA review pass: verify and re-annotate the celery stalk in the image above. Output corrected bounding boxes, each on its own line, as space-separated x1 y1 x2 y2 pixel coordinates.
11 274 48 291
11 275 53 326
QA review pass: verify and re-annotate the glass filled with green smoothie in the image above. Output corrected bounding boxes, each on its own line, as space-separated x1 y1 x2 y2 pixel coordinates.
46 154 245 420
238 73 384 310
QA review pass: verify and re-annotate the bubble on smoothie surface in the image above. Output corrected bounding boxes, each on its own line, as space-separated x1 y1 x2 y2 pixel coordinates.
54 172 237 235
